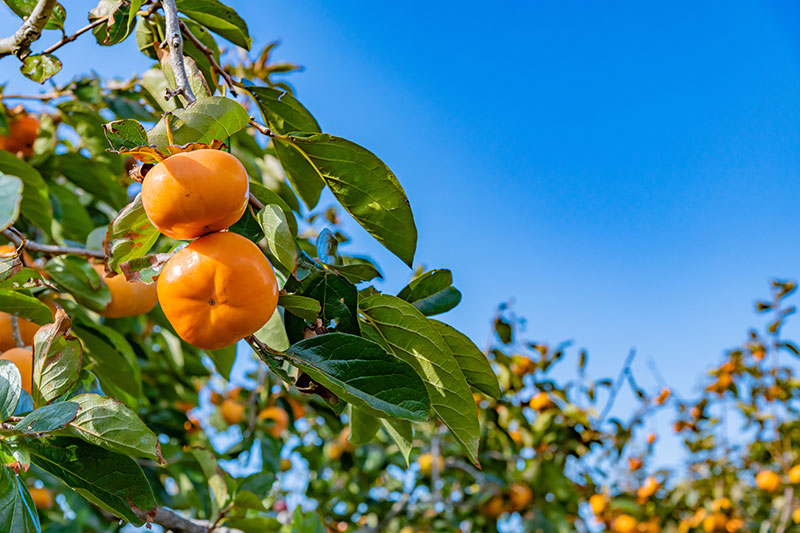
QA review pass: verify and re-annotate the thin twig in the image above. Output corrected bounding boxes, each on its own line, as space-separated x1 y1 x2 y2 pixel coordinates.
42 17 107 54
0 92 71 101
599 348 636 423
775 485 795 533
0 0 58 58
3 228 105 259
249 118 275 138
247 363 267 433
248 193 264 210
9 317 24 348
178 19 237 95
160 0 196 104
129 506 243 533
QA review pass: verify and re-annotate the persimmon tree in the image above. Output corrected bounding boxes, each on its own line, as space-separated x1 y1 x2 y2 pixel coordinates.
0 0 497 531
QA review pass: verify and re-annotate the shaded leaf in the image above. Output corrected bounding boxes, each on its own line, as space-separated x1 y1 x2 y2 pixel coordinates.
381 418 414 467
348 405 379 446
14 401 79 434
0 174 22 231
0 290 52 324
0 360 21 420
398 269 462 316
257 204 296 276
147 96 250 148
272 137 325 210
245 84 321 135
294 269 359 335
0 466 39 533
32 310 82 406
0 151 52 233
430 319 500 399
45 256 110 313
3 0 66 30
278 294 320 322
175 0 251 49
103 194 160 272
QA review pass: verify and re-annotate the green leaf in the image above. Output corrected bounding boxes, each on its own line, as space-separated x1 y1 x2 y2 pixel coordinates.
0 360 21 420
3 0 66 30
90 0 143 45
291 508 326 533
32 311 82 406
66 393 161 462
0 467 39 533
208 344 236 379
288 134 417 266
398 269 462 316
156 43 212 104
278 294 320 322
104 194 160 272
360 293 480 464
14 401 79 433
293 269 359 335
147 96 250 148
0 290 52 324
331 258 382 284
140 67 177 113
45 256 110 313
0 174 22 231
284 333 430 421
257 204 296 276
50 182 93 242
58 153 127 209
254 310 289 352
102 119 148 151
381 418 414 467
181 17 221 88
348 405 379 446
244 85 321 135
0 151 52 233
175 0 251 50
57 101 120 166
27 437 156 525
19 53 62 83
272 137 325 210
189 446 233 514
72 325 140 407
430 319 501 399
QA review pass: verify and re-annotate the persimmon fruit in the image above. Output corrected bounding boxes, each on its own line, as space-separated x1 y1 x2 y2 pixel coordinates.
29 487 53 509
91 264 158 318
157 231 278 350
141 149 249 240
0 115 39 158
258 406 289 438
0 347 33 394
220 398 244 425
755 470 780 492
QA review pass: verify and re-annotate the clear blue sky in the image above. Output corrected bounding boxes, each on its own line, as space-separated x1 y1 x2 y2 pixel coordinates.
4 1 800 466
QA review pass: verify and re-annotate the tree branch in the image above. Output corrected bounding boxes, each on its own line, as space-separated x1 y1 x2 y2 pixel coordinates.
41 17 107 55
0 0 58 59
9 316 24 348
248 118 275 138
599 348 636 423
161 0 196 104
129 506 243 533
178 19 237 95
2 228 104 259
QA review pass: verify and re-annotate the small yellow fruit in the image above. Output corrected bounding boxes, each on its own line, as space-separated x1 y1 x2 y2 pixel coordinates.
794 507 800 524
29 487 53 509
725 518 744 532
789 465 800 484
711 497 731 512
482 495 505 519
611 514 637 533
508 483 532 511
280 458 292 472
702 513 726 533
755 470 781 492
418 452 444 476
589 493 606 515
637 476 659 500
529 392 553 411
220 399 244 425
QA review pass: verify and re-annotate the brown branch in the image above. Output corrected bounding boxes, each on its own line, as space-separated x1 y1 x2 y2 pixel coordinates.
776 485 795 533
0 91 70 101
2 228 104 259
0 0 58 59
248 193 264 211
41 17 107 55
178 19 237 95
248 118 275 138
129 506 243 533
160 0 195 103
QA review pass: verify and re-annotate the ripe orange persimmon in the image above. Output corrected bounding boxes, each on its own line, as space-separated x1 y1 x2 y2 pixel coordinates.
529 391 552 411
258 406 289 438
0 313 42 351
29 487 53 509
91 264 158 318
789 464 800 484
0 347 33 394
508 483 532 511
0 115 39 158
157 232 278 350
141 149 248 240
589 494 606 515
482 495 505 519
220 399 244 425
611 515 638 533
755 470 781 492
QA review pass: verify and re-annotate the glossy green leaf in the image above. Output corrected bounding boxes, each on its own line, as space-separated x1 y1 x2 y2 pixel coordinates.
14 401 79 433
66 393 161 462
147 96 250 148
32 312 82 406
257 204 296 276
3 0 66 30
27 437 156 525
245 85 321 135
0 360 21 421
284 333 430 421
0 174 22 231
430 319 501 399
278 294 320 322
104 194 160 272
175 0 251 50
102 119 148 151
289 134 417 266
90 0 143 46
20 53 62 83
0 467 39 533
360 293 480 464
294 269 359 335
332 258 382 284
0 290 52 324
45 256 111 313
348 405 379 446
272 137 325 210
398 269 462 316
0 151 52 233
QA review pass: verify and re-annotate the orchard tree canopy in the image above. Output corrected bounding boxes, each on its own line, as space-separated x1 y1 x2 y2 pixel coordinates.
0 1 799 533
